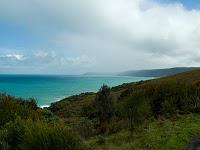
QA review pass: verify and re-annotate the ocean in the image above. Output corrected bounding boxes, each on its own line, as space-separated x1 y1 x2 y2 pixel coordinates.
0 75 153 107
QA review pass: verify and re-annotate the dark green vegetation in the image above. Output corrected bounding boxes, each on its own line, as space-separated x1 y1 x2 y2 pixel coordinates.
0 94 88 150
1 69 200 149
50 69 200 149
118 67 199 77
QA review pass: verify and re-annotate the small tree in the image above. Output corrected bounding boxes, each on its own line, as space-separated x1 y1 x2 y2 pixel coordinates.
95 85 114 132
125 90 150 131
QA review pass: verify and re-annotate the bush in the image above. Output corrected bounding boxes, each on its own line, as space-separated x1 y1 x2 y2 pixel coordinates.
0 94 43 126
0 118 88 150
161 97 179 116
124 90 151 130
96 135 105 145
0 129 9 150
144 80 200 117
75 118 96 139
94 85 115 133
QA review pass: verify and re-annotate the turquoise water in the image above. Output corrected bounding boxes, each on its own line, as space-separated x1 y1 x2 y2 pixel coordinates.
0 75 152 106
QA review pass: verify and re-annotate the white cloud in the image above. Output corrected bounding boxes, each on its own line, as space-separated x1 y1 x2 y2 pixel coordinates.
64 55 94 66
34 52 48 58
0 48 94 74
7 54 25 60
0 0 200 73
0 54 25 61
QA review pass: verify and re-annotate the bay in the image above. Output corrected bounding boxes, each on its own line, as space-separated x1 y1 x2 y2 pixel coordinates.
0 75 153 106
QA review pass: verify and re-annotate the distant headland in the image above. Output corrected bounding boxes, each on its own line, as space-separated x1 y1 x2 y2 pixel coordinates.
84 67 199 77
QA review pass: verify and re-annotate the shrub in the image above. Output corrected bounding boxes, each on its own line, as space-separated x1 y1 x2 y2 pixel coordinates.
0 118 88 150
96 135 105 145
94 85 114 132
161 97 179 116
0 94 43 126
118 89 133 100
144 80 200 117
124 90 151 130
0 129 9 150
75 118 96 138
106 118 126 134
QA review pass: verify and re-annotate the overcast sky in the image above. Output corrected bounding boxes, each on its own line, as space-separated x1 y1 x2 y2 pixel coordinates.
0 0 200 74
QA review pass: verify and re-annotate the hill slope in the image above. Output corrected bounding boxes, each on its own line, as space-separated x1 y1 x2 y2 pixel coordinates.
0 94 88 150
50 69 200 118
118 67 199 77
49 69 200 149
1 69 200 149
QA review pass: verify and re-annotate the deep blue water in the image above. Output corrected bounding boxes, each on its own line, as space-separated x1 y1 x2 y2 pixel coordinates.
0 75 153 106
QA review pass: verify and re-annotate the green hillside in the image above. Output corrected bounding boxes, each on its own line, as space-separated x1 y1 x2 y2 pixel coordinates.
1 69 200 149
49 69 200 149
50 69 200 119
0 94 88 150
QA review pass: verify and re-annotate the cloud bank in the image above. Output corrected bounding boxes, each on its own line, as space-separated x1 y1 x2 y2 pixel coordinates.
0 0 200 74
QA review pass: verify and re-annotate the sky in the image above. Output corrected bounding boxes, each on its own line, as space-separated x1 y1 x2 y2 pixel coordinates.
0 0 200 74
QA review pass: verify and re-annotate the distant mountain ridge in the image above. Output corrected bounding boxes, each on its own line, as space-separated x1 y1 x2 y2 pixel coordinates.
84 67 200 77
118 67 200 77
83 72 116 76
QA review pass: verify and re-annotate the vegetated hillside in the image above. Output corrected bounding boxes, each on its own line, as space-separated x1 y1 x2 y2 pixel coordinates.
1 69 200 149
118 67 199 77
49 69 200 149
0 94 88 150
50 69 200 119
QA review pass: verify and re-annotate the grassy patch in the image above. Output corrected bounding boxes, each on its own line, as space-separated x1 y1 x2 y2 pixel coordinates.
88 114 200 150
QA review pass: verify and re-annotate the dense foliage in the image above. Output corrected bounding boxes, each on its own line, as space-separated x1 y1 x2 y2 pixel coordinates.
0 94 88 150
49 70 200 149
94 85 114 133
0 118 87 150
121 78 200 118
